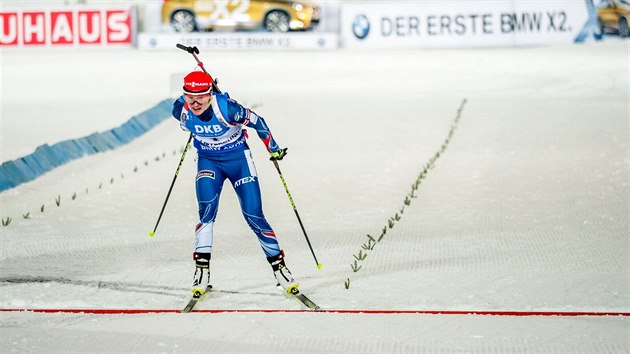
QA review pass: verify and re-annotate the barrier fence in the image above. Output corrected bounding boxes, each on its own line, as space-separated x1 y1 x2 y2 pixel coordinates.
0 99 172 192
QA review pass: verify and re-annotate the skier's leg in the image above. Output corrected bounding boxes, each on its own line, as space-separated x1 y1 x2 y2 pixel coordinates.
228 149 280 256
194 156 224 253
230 149 297 291
191 155 224 295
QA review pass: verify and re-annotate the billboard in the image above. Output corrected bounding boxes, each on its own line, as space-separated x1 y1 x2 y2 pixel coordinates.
138 32 337 50
341 1 594 48
140 0 338 51
0 6 136 47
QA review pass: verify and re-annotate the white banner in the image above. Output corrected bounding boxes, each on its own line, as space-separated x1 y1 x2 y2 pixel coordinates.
0 6 136 47
342 1 592 49
138 32 338 50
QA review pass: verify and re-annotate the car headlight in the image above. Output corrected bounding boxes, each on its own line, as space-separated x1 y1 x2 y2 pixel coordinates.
292 3 304 11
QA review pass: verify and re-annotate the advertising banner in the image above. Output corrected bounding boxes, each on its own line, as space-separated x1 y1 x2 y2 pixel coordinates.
138 32 338 50
0 6 136 47
342 1 593 49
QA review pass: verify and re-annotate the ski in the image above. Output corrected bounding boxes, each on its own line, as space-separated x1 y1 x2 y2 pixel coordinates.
182 285 212 313
287 287 321 310
182 284 319 312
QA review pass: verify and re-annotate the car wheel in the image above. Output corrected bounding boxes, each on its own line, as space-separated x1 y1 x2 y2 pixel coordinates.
598 18 606 34
170 10 197 33
619 18 629 38
264 10 290 32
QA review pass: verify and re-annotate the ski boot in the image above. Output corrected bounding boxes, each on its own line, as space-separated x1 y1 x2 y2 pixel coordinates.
267 251 298 293
191 252 211 297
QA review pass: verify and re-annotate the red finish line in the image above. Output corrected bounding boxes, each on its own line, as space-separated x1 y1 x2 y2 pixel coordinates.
1 308 629 316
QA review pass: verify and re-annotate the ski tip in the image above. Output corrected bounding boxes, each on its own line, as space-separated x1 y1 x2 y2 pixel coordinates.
148 231 155 237
317 263 323 270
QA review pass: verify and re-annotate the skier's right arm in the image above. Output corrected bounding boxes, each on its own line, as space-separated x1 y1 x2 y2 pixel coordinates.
172 97 191 132
172 96 185 121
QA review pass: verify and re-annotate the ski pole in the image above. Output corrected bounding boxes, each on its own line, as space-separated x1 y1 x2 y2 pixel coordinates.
271 159 322 270
149 133 193 237
176 44 221 93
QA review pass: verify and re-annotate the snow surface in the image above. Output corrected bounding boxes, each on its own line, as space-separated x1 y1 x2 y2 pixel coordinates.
1 41 629 353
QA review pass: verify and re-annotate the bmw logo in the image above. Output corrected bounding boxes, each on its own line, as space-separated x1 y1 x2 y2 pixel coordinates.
352 15 370 40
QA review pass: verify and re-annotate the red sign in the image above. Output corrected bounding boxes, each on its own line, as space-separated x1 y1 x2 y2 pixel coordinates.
0 7 134 47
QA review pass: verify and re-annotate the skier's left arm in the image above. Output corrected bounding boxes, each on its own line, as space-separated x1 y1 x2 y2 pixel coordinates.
228 99 287 160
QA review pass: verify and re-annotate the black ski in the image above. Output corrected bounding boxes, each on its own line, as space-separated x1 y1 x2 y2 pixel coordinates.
287 287 320 310
182 285 212 313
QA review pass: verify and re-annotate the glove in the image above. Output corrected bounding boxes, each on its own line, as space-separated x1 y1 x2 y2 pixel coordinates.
269 147 288 161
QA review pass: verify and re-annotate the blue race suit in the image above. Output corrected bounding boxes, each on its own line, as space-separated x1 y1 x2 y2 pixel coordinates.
172 92 282 258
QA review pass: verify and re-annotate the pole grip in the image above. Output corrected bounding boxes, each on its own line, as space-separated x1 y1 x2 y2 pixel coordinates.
176 43 199 54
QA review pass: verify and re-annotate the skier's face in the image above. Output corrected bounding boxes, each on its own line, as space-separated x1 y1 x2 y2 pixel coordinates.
185 93 212 115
